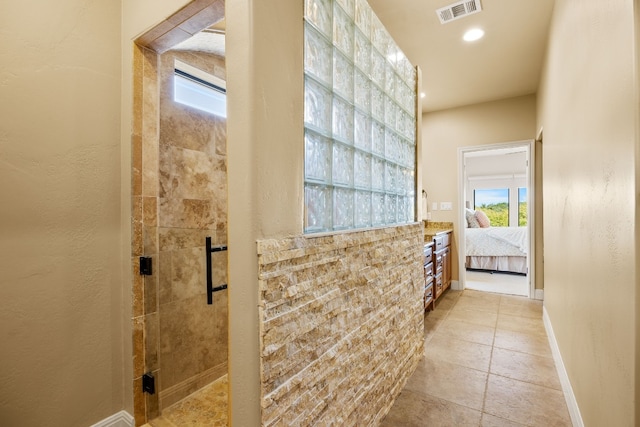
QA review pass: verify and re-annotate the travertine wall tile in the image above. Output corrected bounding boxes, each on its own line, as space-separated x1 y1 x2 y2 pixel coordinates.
141 48 159 199
142 225 158 255
133 376 146 426
158 227 216 252
258 223 424 426
143 253 158 315
143 196 158 226
144 312 159 372
132 256 144 318
132 134 143 197
133 316 145 379
153 49 228 411
132 43 228 425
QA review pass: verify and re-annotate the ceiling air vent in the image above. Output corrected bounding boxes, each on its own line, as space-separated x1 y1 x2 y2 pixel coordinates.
436 0 482 24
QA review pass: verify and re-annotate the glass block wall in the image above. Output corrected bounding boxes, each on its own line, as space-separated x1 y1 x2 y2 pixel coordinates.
304 0 417 233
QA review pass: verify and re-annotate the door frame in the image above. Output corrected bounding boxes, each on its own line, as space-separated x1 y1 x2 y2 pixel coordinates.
456 139 537 299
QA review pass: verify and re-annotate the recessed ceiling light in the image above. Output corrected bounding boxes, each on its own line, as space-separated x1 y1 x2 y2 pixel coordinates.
420 92 426 99
463 28 484 42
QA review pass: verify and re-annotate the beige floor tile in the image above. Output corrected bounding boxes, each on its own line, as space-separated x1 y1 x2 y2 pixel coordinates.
434 292 460 311
424 312 447 342
387 289 568 427
496 313 547 337
381 389 482 427
490 347 562 390
149 375 228 427
493 328 552 358
426 334 492 372
455 295 500 314
427 305 451 319
480 413 526 426
448 307 498 328
499 296 543 319
463 289 502 302
146 418 177 427
405 358 488 411
483 374 571 426
437 317 496 346
441 289 463 301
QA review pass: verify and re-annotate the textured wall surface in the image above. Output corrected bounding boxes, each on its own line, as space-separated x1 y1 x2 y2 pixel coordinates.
421 94 538 284
537 0 636 425
422 95 537 224
0 1 123 426
257 224 425 426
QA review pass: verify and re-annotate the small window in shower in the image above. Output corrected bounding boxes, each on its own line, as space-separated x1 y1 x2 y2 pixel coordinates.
174 59 226 118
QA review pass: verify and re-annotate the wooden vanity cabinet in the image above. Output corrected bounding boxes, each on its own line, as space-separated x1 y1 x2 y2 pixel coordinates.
431 231 452 304
423 242 435 310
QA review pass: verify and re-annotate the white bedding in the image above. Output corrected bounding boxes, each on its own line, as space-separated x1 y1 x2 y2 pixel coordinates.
465 227 527 257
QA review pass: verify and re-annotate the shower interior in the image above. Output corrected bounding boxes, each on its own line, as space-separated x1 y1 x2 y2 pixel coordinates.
133 11 229 426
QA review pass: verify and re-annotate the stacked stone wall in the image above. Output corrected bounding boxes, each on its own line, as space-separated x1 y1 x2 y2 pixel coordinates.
257 224 425 426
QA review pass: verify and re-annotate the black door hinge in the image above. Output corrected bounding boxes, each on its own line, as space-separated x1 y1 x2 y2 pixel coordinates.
142 372 155 395
139 257 152 275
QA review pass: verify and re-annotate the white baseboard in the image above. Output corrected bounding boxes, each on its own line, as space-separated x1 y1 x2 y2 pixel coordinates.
534 289 544 300
542 307 583 427
90 411 135 427
450 280 462 291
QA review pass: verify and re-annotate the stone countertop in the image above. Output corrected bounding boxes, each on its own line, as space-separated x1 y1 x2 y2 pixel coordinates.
423 221 454 241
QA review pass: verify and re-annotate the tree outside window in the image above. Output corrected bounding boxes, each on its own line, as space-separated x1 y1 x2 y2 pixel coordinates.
474 188 509 227
518 187 527 226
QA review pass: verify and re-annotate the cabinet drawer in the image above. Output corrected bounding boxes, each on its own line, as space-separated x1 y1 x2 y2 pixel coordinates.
434 251 444 274
434 273 444 298
424 262 434 284
423 249 433 265
423 243 433 264
424 283 434 308
433 233 450 250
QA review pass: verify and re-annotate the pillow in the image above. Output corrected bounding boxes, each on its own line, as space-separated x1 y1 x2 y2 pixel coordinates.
475 210 491 228
466 208 480 228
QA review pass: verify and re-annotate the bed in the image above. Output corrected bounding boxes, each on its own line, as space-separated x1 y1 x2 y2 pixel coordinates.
465 227 528 275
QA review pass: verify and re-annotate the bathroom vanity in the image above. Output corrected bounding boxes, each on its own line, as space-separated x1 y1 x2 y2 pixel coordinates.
423 222 453 310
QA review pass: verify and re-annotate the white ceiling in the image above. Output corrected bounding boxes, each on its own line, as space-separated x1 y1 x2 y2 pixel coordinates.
465 151 527 176
172 29 226 57
174 1 555 113
368 0 556 112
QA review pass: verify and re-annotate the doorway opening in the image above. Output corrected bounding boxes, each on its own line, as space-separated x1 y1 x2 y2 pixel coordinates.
457 140 536 298
131 4 229 426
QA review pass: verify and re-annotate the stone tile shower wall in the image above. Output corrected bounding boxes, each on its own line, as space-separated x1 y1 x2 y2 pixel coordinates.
157 50 228 409
131 46 228 425
258 224 425 425
131 45 160 426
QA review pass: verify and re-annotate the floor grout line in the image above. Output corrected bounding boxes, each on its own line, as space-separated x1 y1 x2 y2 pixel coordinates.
422 290 566 426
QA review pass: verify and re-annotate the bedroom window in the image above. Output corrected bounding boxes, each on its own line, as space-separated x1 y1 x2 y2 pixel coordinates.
474 188 509 227
518 187 527 226
302 0 418 233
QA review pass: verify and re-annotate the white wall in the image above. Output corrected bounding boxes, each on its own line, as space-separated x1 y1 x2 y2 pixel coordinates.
422 95 536 223
422 94 537 281
537 0 637 424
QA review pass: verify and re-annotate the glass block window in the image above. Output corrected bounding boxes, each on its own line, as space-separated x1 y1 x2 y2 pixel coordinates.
304 0 417 233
